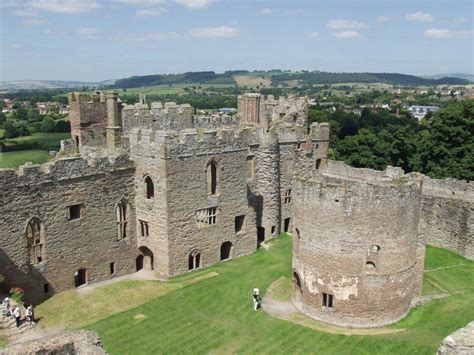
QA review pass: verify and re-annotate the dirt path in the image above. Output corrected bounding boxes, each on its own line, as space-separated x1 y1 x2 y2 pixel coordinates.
262 278 406 336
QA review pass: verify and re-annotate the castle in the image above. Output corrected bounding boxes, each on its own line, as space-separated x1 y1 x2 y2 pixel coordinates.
0 92 472 328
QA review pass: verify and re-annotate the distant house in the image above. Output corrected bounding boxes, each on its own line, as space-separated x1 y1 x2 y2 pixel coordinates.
408 105 439 120
218 108 237 114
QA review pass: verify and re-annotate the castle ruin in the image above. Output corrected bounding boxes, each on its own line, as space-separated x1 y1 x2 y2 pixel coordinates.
0 92 472 328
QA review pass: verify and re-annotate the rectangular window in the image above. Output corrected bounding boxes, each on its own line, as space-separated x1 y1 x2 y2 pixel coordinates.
235 215 245 233
68 204 81 220
271 225 276 235
284 218 291 233
43 283 49 294
139 220 149 238
322 293 334 308
110 262 115 275
196 207 217 228
246 155 255 180
284 189 292 204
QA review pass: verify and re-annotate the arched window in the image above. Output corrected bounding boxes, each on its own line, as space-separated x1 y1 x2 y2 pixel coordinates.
206 159 221 195
188 250 201 270
26 218 44 264
116 200 129 240
145 176 154 199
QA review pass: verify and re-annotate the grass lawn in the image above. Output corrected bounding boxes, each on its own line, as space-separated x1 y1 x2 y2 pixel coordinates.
0 150 50 169
38 236 470 354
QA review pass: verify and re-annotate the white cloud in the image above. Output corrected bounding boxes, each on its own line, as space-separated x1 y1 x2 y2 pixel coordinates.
334 30 362 39
31 0 101 14
175 0 214 8
261 7 272 15
307 32 319 39
136 8 165 16
24 17 49 25
188 26 238 38
405 11 434 22
424 28 473 39
76 27 102 39
327 19 368 30
376 16 390 23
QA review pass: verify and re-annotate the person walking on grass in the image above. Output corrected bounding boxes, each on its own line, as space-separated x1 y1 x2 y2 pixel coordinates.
2 297 11 317
13 306 21 328
25 304 36 324
253 287 261 311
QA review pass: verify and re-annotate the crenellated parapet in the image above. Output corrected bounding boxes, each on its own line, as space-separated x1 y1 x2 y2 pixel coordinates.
0 153 134 187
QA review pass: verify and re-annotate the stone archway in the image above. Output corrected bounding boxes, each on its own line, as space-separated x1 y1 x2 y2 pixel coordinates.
136 246 154 271
220 241 233 261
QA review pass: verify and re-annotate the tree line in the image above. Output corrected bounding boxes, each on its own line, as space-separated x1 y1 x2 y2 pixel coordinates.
309 100 473 181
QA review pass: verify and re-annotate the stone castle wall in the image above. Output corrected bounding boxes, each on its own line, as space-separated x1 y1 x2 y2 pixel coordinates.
292 164 425 328
326 161 474 261
128 123 330 276
419 177 473 260
0 154 136 304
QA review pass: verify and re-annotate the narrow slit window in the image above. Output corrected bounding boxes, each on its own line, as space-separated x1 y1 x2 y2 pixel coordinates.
145 176 154 199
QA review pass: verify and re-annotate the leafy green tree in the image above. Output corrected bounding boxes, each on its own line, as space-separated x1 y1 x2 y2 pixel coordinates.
13 107 28 121
4 120 30 138
0 112 6 127
40 117 56 132
419 101 474 180
54 120 71 132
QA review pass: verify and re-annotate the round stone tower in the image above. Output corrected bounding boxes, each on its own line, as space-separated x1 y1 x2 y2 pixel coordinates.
292 165 425 328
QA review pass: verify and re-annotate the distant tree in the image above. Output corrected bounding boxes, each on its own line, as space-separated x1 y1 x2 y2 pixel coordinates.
40 117 56 132
54 120 71 132
13 107 28 121
4 120 30 138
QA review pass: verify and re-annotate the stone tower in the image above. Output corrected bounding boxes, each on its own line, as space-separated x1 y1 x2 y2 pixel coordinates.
292 166 425 328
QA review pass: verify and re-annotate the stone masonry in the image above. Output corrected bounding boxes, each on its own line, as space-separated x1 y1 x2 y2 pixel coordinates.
292 162 425 327
0 91 327 304
0 91 472 329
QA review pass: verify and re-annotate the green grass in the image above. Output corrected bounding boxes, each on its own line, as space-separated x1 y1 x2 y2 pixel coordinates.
0 150 50 168
6 132 70 150
77 238 474 354
0 335 6 349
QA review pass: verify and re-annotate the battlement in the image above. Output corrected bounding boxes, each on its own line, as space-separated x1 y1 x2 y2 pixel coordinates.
0 153 134 186
314 160 423 189
129 122 329 159
422 176 474 201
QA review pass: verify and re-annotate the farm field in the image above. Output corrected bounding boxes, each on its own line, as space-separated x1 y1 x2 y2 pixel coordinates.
31 235 473 354
0 150 50 168
4 132 70 151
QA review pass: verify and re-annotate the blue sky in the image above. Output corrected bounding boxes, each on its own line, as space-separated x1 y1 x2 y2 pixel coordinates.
1 0 473 81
